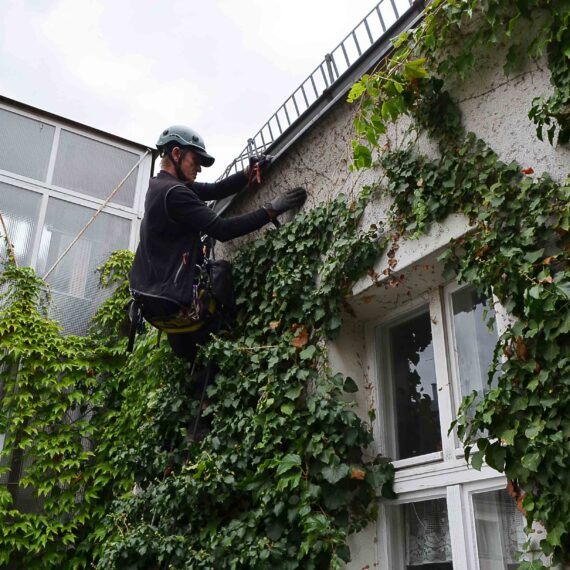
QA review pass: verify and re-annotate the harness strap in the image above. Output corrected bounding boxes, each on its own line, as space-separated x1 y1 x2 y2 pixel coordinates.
127 299 142 353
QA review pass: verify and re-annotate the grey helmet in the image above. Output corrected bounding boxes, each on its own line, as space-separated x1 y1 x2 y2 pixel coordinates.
156 125 215 167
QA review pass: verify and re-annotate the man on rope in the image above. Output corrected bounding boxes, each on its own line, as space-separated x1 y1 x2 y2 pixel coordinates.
128 125 306 362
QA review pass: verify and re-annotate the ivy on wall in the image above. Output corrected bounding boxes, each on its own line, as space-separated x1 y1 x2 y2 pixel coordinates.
349 0 569 566
0 192 394 569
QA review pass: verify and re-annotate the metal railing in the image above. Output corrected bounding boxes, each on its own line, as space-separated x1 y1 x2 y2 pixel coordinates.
220 0 416 178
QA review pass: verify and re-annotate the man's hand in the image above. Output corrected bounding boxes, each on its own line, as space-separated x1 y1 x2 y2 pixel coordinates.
245 154 274 186
263 187 307 219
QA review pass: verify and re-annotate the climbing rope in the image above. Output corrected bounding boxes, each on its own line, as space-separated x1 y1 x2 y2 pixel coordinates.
43 149 151 281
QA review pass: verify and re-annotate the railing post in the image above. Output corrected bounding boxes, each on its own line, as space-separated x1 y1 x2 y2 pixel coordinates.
325 53 336 84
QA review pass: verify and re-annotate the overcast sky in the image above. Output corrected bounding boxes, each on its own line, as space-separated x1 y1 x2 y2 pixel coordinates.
2 0 388 179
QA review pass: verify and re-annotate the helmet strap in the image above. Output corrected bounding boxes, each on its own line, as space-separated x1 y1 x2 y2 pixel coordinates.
168 147 189 182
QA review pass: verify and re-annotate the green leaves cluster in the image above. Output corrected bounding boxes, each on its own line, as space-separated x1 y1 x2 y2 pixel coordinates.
0 257 133 569
348 0 570 564
348 0 570 149
97 193 394 569
0 192 394 568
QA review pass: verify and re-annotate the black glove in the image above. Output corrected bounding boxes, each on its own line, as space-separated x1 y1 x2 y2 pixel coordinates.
263 187 307 218
247 154 274 185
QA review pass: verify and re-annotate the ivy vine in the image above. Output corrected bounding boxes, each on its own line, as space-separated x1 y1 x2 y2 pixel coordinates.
349 0 569 566
0 192 394 568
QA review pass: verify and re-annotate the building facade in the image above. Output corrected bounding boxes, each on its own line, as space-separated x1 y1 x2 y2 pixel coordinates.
214 5 570 570
1 1 568 567
0 95 152 335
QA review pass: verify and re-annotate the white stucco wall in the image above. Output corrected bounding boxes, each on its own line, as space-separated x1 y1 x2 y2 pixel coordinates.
217 46 569 569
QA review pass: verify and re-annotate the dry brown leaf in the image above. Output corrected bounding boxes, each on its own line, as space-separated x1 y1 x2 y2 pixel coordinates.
515 338 528 361
291 325 309 349
351 467 366 480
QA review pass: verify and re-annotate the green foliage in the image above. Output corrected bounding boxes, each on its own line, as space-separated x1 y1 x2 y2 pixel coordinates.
0 196 394 568
348 0 570 564
96 193 394 569
0 254 133 569
349 0 570 149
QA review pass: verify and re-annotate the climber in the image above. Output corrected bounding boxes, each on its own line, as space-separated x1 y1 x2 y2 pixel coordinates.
128 125 307 362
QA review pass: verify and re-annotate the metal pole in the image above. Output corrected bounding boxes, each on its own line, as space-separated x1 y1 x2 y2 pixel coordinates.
0 210 17 266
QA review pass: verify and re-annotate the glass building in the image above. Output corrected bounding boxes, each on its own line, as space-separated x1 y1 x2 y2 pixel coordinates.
0 95 153 335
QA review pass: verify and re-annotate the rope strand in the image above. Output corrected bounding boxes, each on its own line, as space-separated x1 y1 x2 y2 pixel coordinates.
43 149 150 281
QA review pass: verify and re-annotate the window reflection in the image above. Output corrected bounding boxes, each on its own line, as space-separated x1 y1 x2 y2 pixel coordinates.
473 489 526 570
381 308 441 460
0 182 41 267
451 287 498 405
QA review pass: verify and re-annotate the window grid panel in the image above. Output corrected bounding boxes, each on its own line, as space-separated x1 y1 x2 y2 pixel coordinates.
36 198 130 335
385 497 453 569
52 130 139 208
44 186 139 220
0 181 42 267
472 489 526 570
0 108 55 182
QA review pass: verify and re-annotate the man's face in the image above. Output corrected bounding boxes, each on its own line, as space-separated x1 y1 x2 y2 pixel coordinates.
178 148 202 183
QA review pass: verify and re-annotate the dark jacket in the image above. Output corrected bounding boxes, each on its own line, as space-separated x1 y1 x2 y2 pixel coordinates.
129 170 270 306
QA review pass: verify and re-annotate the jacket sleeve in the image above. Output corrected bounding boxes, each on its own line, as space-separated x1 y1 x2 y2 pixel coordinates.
191 171 248 201
166 185 271 242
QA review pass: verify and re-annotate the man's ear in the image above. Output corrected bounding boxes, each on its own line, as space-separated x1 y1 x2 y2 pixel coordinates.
170 146 182 163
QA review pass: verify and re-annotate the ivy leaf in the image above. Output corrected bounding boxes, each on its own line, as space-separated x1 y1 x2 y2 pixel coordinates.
500 429 517 445
280 403 295 416
276 454 301 476
347 77 368 103
352 143 372 168
266 518 285 541
485 444 506 472
299 345 316 360
404 58 429 79
471 450 485 471
322 463 350 484
555 279 570 300
521 452 542 472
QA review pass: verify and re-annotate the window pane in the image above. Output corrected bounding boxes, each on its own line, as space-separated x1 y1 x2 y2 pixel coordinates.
0 182 41 266
381 309 441 459
36 198 130 335
451 287 498 401
0 108 55 181
388 498 453 569
406 499 452 569
52 130 138 207
473 489 526 570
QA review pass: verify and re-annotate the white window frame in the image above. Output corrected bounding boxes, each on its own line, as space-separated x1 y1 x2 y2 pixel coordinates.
365 281 534 570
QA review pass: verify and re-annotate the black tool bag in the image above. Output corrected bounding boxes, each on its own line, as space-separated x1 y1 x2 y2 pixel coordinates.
205 259 235 312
